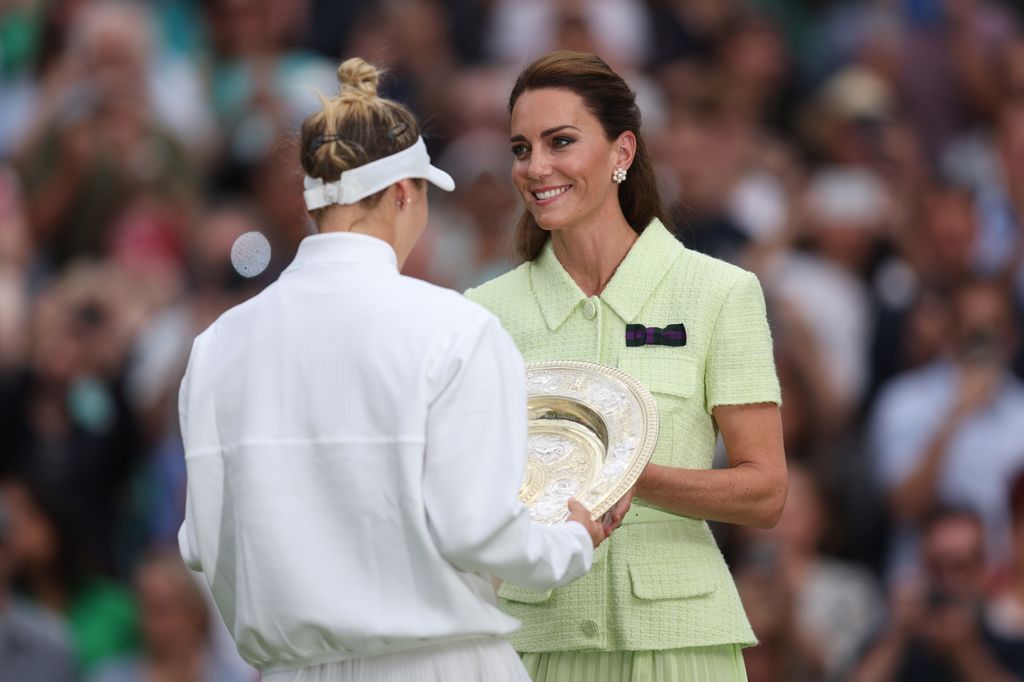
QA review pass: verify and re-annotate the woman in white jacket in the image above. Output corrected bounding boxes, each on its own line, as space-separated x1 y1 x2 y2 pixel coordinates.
177 58 607 682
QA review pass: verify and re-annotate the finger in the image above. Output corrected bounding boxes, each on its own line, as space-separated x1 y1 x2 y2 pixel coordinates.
567 498 592 519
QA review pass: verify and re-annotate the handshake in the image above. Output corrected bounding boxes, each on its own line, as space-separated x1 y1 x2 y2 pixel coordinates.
565 486 637 549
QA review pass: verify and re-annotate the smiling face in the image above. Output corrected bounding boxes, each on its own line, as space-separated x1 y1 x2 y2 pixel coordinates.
510 87 633 235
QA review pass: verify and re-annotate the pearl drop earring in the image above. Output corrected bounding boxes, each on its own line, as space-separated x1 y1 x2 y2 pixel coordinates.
612 168 627 184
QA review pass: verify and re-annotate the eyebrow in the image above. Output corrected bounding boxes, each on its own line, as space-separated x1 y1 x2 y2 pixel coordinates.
510 124 581 144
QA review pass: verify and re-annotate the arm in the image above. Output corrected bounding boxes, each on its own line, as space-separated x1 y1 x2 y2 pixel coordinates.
177 339 202 571
888 363 998 523
176 333 224 573
945 0 1005 121
848 584 921 682
636 403 787 528
422 316 599 590
848 629 908 682
920 601 1022 682
636 271 786 528
17 122 93 244
887 415 961 524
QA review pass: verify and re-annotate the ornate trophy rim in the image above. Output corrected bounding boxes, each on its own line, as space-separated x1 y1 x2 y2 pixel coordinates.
522 360 660 524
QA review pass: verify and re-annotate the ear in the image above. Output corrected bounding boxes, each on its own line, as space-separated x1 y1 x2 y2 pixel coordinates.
614 130 637 170
392 179 415 208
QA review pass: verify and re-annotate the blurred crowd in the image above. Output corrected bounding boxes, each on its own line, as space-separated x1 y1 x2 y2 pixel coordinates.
0 0 1023 680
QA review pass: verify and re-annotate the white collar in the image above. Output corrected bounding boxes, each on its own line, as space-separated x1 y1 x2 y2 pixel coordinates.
284 232 398 273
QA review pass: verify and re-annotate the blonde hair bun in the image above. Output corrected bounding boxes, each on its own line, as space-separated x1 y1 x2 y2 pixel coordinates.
337 57 380 98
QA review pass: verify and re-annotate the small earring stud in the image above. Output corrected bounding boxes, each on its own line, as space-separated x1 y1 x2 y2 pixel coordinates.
612 168 627 184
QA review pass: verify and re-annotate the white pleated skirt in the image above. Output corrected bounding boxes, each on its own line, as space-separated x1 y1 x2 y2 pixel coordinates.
261 637 532 682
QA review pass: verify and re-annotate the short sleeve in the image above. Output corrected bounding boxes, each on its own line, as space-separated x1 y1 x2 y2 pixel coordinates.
705 271 780 410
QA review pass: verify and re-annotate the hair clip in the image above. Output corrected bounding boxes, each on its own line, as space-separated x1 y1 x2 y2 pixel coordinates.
310 134 343 153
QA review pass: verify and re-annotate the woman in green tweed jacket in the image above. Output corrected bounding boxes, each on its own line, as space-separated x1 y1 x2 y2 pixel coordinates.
464 51 788 682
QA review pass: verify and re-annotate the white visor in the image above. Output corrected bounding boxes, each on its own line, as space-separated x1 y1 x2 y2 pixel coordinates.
303 136 455 210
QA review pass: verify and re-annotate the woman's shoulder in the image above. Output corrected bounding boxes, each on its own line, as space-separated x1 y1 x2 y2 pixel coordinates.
673 246 755 293
644 218 752 290
464 261 532 308
652 247 767 329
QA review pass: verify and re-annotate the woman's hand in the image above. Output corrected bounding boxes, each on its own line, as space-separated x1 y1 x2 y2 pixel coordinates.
601 485 637 534
567 498 609 548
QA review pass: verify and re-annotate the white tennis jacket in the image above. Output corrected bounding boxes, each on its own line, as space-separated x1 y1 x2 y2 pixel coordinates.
177 232 593 673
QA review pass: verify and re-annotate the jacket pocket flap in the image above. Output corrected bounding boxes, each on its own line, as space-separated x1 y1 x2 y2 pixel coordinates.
617 353 696 399
497 583 553 604
628 560 716 600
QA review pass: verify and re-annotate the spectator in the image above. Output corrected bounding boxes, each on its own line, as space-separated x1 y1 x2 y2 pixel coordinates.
0 490 77 682
870 277 1024 577
762 166 890 425
0 265 143 573
14 2 196 270
202 0 335 188
0 476 138 675
849 507 1020 682
984 468 1024 673
0 1 1023 679
737 465 884 680
87 552 254 682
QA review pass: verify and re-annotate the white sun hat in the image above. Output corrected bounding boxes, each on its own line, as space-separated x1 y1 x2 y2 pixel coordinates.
303 137 455 210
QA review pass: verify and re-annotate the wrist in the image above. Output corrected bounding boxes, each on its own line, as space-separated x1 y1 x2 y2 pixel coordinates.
636 463 659 494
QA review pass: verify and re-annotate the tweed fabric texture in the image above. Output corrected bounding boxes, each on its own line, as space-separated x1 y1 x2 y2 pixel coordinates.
465 219 780 653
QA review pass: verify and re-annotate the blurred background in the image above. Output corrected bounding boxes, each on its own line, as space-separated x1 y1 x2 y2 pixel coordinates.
1 0 1023 680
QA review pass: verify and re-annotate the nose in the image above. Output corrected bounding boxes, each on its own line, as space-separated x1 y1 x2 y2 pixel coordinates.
526 148 552 180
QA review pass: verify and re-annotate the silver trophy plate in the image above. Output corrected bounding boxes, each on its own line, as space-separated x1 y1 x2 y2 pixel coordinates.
521 361 659 524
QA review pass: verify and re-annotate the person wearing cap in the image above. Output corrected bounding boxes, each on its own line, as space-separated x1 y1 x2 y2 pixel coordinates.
177 57 608 682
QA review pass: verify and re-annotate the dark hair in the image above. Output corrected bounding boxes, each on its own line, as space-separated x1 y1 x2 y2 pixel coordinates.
921 505 983 537
508 51 664 261
299 58 422 224
2 475 93 596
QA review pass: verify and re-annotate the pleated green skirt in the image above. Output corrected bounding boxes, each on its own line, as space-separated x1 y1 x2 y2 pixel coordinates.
520 646 748 682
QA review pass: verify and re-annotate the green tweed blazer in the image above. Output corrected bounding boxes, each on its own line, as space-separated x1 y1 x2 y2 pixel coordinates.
465 219 780 652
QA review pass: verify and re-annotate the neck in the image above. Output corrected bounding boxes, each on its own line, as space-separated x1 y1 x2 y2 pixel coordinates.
320 216 396 245
549 217 638 297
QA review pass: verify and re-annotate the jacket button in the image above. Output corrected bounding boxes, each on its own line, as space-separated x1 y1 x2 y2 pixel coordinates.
582 299 597 320
581 619 599 636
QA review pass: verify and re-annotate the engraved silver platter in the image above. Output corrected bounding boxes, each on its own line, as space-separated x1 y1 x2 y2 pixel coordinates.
520 360 659 524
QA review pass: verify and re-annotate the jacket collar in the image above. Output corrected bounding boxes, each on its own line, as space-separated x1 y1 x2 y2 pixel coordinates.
284 232 398 274
529 219 683 330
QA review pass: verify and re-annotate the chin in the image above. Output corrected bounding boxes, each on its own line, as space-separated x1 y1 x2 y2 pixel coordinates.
530 212 567 233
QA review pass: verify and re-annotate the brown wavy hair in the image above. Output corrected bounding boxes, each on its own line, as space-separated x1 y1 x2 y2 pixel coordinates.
508 51 664 261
